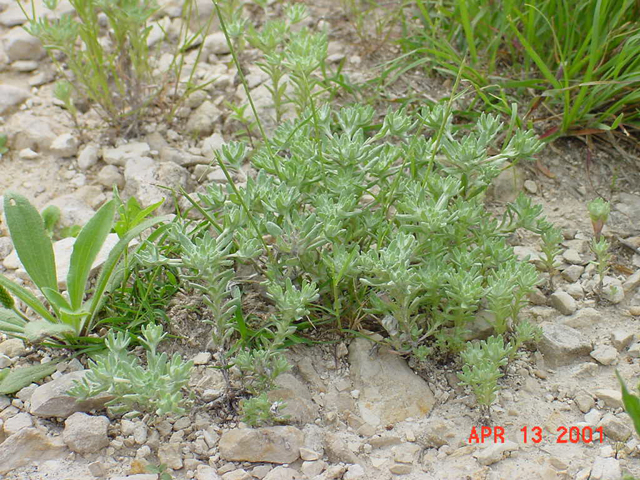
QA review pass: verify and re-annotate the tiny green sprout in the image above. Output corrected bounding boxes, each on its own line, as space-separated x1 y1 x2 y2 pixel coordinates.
591 237 612 295
588 197 610 241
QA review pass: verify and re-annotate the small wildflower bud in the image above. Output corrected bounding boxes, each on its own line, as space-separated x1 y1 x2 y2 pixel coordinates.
588 198 610 240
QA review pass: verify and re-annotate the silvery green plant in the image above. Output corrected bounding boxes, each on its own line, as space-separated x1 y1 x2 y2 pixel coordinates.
246 4 328 123
21 0 211 134
0 191 166 345
68 323 193 417
458 335 510 421
181 101 551 421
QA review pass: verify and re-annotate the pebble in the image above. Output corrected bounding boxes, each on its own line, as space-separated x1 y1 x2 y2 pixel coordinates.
611 330 635 351
599 414 631 442
474 440 519 466
538 322 591 367
590 345 618 366
594 389 623 409
550 290 577 315
523 179 537 194
574 391 595 413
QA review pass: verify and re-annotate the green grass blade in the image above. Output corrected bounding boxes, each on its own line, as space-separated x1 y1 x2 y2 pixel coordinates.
616 370 640 437
84 215 170 335
67 200 116 310
3 191 57 293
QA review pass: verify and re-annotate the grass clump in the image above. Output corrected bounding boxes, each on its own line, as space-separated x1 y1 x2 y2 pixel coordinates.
392 0 640 137
21 0 211 136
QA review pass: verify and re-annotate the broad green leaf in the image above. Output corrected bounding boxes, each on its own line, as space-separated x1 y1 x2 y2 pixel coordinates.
0 274 55 323
0 361 59 394
616 371 640 437
67 200 116 310
3 192 57 293
0 308 27 335
24 320 76 343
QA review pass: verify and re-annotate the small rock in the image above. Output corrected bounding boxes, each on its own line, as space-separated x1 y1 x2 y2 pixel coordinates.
598 414 631 442
103 142 151 166
268 373 319 424
191 352 212 365
550 290 577 315
221 469 251 480
299 447 320 461
124 157 189 213
611 328 635 352
0 84 30 114
392 443 421 463
45 195 95 228
186 89 209 109
219 426 304 464
324 432 362 465
158 443 183 470
629 343 640 358
30 370 112 418
523 180 537 194
590 456 621 480
202 132 225 154
203 31 230 55
594 389 623 409
97 164 125 189
602 277 625 304
388 463 412 475
622 270 640 294
109 475 159 480
0 427 66 474
63 412 110 454
474 440 519 466
301 460 326 478
486 165 524 203
565 282 585 299
73 185 106 210
77 144 100 170
0 338 27 357
562 248 583 265
585 409 602 426
2 412 33 435
562 307 601 329
538 323 592 367
196 465 222 480
590 345 618 366
12 60 38 72
573 391 595 414
343 464 366 479
187 101 221 137
263 466 299 480
18 148 38 159
50 133 78 157
349 337 435 426
3 26 45 61
561 265 584 283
